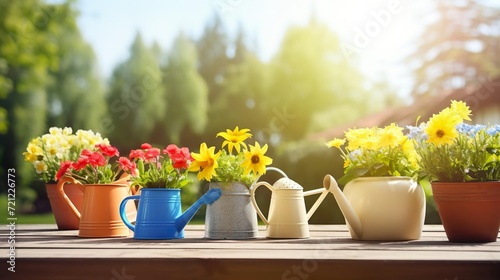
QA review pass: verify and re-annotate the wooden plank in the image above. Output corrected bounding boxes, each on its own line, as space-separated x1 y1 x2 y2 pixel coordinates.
3 259 500 280
1 225 499 280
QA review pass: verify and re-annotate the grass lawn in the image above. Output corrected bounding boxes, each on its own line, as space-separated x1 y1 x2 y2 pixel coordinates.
0 195 56 224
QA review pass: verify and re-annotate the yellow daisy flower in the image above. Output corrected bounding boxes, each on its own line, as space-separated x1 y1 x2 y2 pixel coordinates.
188 143 221 181
242 142 273 176
425 111 460 145
346 127 377 150
379 123 404 148
216 126 252 154
23 141 43 163
326 138 346 149
450 100 472 121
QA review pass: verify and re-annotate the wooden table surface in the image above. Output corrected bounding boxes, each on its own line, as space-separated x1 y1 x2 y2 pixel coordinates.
1 224 499 280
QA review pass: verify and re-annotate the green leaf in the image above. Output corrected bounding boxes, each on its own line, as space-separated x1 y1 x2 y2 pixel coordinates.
338 167 369 186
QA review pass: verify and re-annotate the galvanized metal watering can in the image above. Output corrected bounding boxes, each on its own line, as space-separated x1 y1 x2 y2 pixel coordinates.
250 167 333 238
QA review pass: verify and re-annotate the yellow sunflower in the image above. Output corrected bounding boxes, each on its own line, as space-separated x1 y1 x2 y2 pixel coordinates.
188 143 221 181
242 142 273 176
216 126 252 154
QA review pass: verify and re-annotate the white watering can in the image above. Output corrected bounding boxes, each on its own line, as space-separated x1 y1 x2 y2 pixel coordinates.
250 167 334 238
324 174 426 241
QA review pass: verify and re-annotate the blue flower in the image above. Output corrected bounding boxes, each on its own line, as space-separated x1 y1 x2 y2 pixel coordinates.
406 125 427 140
486 125 500 136
456 123 485 136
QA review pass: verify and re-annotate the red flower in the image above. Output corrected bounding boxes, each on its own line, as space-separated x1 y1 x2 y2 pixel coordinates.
141 143 152 150
73 157 90 171
118 157 137 177
144 148 160 161
96 144 119 157
129 149 145 160
88 151 106 167
81 149 92 157
56 161 73 181
164 144 192 169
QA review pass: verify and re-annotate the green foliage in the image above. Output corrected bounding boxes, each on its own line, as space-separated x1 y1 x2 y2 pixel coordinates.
269 19 369 140
413 124 500 182
131 155 191 189
107 33 165 147
163 33 208 143
214 150 255 187
0 0 79 202
46 20 106 131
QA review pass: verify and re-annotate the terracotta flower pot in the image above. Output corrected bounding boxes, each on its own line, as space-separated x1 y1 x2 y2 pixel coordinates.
46 183 84 230
431 181 500 243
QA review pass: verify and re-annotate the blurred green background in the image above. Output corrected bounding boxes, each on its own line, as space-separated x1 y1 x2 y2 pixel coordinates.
1 0 499 225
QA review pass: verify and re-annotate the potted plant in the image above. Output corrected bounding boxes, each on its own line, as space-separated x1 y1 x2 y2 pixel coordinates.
189 127 273 239
118 143 221 240
326 123 426 240
408 100 500 242
23 127 110 229
55 143 137 237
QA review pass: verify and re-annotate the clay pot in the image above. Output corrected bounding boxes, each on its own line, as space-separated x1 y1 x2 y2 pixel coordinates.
432 181 500 243
46 183 84 230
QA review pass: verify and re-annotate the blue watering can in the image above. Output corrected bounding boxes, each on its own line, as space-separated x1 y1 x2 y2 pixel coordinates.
119 188 222 239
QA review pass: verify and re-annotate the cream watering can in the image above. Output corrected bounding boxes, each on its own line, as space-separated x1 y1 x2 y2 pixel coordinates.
324 174 426 241
250 167 333 238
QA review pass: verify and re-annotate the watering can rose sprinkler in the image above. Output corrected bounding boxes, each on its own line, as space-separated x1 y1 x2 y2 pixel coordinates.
250 167 335 238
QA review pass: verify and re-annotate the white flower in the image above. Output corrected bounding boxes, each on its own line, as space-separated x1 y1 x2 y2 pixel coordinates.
34 161 48 174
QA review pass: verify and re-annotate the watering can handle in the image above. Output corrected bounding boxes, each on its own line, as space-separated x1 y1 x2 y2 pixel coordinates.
56 176 82 221
250 181 275 225
119 195 140 232
265 167 288 178
304 189 330 221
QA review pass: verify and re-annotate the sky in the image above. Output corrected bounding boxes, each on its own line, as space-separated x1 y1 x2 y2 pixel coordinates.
76 0 433 98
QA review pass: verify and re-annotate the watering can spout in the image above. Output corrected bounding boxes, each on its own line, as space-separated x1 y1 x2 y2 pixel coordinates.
175 188 222 232
323 175 363 239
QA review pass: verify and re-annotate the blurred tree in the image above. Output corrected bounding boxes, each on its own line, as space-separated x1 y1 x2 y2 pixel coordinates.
107 33 165 149
46 5 106 131
196 16 230 104
269 19 369 141
0 0 73 201
211 29 273 143
409 0 500 97
163 33 208 144
195 15 232 143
